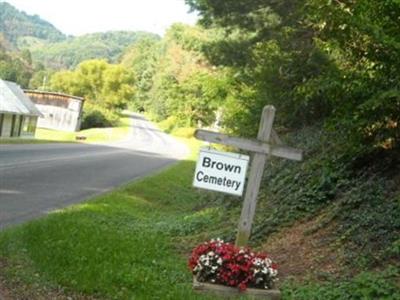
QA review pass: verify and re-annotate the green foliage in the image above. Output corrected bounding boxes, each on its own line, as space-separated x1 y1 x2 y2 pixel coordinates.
0 43 33 87
48 59 135 129
129 24 232 128
31 31 158 69
246 126 400 269
186 0 400 150
0 2 65 46
120 35 161 110
49 59 135 113
158 116 179 133
170 127 196 138
80 104 119 129
28 68 55 90
282 266 400 300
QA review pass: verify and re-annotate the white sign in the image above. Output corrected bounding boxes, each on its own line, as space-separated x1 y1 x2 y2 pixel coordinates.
193 148 249 196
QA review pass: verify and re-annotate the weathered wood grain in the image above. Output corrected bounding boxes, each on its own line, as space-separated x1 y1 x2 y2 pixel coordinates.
235 106 275 247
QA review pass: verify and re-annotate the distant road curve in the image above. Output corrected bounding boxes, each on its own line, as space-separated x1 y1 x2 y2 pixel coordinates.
0 113 188 229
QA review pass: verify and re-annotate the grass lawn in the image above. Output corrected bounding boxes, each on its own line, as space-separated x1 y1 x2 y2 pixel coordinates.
0 138 226 299
0 116 132 144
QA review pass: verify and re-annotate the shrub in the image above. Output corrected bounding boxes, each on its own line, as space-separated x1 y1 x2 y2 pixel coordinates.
171 127 196 138
81 104 119 129
158 116 178 133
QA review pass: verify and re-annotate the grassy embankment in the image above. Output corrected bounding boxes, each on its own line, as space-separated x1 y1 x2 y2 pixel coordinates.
0 116 132 144
0 126 399 299
0 138 219 299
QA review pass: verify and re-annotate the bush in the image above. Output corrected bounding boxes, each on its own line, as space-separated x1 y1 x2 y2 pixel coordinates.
171 127 196 138
81 104 119 129
158 116 178 133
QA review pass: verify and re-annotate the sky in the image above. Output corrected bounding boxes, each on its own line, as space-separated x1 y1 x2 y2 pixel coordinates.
5 0 198 36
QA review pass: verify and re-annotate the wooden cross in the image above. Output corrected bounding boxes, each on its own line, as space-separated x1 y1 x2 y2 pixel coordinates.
194 105 303 247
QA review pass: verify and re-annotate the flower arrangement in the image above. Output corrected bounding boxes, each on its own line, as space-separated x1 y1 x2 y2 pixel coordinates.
189 239 278 291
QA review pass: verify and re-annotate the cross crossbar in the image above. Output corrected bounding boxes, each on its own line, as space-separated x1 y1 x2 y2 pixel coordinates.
194 129 302 161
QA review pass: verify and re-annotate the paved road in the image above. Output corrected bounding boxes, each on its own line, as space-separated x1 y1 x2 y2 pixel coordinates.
0 114 188 229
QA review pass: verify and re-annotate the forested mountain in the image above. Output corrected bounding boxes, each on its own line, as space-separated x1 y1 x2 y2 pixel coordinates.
0 2 159 70
30 31 159 69
0 1 66 46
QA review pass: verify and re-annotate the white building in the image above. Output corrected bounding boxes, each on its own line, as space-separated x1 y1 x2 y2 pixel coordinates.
0 79 42 138
25 90 84 132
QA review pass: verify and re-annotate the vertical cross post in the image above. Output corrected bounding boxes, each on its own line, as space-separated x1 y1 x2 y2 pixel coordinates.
235 106 276 247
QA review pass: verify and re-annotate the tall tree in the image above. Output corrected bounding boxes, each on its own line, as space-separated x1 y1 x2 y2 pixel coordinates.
186 0 400 149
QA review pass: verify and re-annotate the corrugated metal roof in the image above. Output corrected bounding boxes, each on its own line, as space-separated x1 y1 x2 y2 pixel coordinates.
0 79 42 116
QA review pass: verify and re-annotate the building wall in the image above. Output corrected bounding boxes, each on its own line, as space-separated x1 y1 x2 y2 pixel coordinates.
26 91 84 132
36 103 81 132
0 114 13 137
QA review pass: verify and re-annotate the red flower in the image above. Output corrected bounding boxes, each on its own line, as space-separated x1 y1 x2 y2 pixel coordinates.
189 239 278 291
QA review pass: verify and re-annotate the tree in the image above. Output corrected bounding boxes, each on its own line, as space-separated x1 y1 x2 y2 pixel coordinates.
186 0 400 149
50 59 135 110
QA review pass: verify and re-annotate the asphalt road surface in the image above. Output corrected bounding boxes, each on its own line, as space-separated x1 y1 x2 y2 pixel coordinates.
0 114 188 229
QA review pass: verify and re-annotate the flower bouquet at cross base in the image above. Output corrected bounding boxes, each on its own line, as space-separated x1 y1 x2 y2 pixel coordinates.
189 239 278 291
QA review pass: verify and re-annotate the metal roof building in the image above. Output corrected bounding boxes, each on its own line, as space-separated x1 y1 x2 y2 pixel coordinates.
0 79 42 138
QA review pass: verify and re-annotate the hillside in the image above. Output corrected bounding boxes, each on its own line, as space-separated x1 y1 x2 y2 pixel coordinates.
0 2 159 69
30 31 160 69
0 33 33 87
0 1 66 46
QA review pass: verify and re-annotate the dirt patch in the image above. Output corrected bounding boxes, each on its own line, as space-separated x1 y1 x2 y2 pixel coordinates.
260 216 343 283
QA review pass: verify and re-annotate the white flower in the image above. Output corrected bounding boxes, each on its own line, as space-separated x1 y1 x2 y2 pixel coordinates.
264 258 272 266
270 268 278 277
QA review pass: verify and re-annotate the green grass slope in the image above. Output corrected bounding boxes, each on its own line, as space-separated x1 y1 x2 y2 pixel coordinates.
0 127 399 299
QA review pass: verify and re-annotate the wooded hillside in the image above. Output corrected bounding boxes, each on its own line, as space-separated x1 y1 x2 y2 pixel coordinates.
0 1 66 45
30 31 160 69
